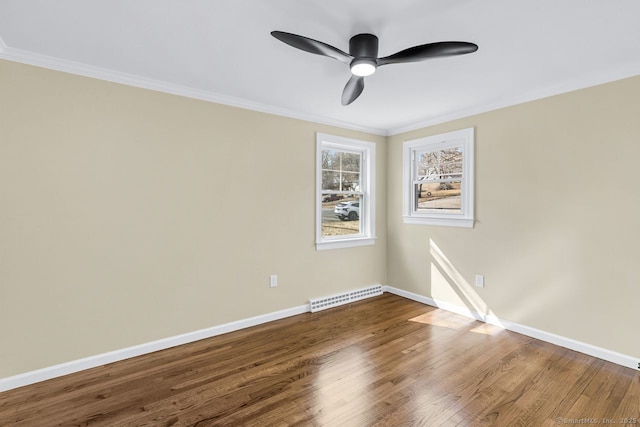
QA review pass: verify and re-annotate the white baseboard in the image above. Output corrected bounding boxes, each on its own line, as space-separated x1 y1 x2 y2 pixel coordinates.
0 304 309 393
3 285 636 393
383 286 638 371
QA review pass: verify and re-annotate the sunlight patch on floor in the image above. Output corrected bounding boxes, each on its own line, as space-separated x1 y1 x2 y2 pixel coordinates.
409 310 474 330
470 323 504 335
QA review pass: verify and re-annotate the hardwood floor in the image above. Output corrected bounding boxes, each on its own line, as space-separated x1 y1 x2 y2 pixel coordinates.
0 293 638 426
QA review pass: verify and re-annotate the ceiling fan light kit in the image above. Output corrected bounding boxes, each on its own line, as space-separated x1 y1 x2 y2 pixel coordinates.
350 59 377 77
271 30 478 105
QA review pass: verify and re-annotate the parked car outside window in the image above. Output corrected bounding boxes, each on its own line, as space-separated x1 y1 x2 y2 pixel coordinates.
334 201 359 221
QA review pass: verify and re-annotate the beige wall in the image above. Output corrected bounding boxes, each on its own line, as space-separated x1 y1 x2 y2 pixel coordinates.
387 75 640 359
2 57 639 380
0 60 387 378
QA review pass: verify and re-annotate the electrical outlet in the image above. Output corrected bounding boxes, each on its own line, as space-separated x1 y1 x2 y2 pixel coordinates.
269 274 278 288
475 275 485 288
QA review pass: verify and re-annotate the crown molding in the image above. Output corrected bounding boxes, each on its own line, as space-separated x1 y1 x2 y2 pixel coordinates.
388 61 640 136
2 44 640 138
0 46 388 136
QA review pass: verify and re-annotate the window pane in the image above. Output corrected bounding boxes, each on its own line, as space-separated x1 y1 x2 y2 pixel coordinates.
322 171 340 191
341 172 360 192
414 181 462 213
322 149 340 170
321 194 362 238
416 147 463 180
341 152 361 172
322 150 361 192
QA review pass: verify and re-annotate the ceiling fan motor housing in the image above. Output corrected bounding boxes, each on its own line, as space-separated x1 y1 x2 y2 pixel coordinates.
349 33 379 58
349 34 379 76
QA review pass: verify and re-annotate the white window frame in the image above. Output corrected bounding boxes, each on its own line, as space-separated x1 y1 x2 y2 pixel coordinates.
316 133 376 250
403 127 474 228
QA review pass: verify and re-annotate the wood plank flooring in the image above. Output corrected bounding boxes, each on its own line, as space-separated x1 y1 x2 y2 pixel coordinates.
0 293 638 426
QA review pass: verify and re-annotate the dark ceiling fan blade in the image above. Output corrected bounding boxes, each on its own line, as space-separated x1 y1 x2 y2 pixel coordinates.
271 31 353 65
341 75 365 105
377 41 478 66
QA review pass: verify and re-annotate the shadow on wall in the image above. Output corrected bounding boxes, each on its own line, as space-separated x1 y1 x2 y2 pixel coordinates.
428 238 503 328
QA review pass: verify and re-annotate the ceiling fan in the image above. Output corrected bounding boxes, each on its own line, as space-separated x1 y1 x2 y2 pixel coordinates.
271 31 478 105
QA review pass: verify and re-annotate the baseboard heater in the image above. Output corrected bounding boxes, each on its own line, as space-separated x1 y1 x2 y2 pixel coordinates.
309 285 383 313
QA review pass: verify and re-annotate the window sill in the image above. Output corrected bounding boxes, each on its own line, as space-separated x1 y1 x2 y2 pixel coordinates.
403 216 474 228
315 236 377 251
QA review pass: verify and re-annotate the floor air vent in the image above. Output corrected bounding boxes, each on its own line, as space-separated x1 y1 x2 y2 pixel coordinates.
309 285 383 313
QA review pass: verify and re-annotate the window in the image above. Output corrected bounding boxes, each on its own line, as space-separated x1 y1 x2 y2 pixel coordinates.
403 128 474 228
316 133 376 250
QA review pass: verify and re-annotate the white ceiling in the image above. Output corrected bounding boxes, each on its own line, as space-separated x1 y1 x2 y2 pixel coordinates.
1 0 640 135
